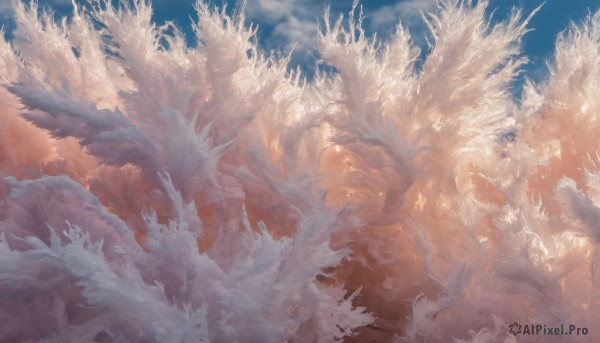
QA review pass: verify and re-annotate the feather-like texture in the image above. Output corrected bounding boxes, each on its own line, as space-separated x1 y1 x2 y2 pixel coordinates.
0 0 599 342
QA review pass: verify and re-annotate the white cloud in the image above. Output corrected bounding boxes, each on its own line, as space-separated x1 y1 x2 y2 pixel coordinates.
271 15 317 48
244 0 297 22
369 0 437 31
367 0 437 49
0 0 14 21
0 0 73 24
242 0 439 66
243 0 322 63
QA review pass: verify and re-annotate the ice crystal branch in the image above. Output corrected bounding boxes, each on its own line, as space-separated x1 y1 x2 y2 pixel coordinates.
1 0 599 342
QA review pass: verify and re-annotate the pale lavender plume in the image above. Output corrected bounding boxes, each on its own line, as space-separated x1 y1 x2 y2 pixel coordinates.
0 0 599 342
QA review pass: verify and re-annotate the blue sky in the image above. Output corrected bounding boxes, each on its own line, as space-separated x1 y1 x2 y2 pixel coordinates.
1 0 599 85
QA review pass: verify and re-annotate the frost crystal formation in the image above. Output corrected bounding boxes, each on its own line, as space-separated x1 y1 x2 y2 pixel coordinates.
1 1 599 342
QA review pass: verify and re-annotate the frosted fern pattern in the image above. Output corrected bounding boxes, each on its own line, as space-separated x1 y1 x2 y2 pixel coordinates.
0 1 599 342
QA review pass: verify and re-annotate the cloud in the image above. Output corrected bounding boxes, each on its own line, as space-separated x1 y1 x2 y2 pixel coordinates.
367 0 437 44
245 0 352 70
244 0 298 22
369 0 437 29
271 15 317 48
242 0 324 65
0 0 14 21
241 0 439 67
0 0 73 24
